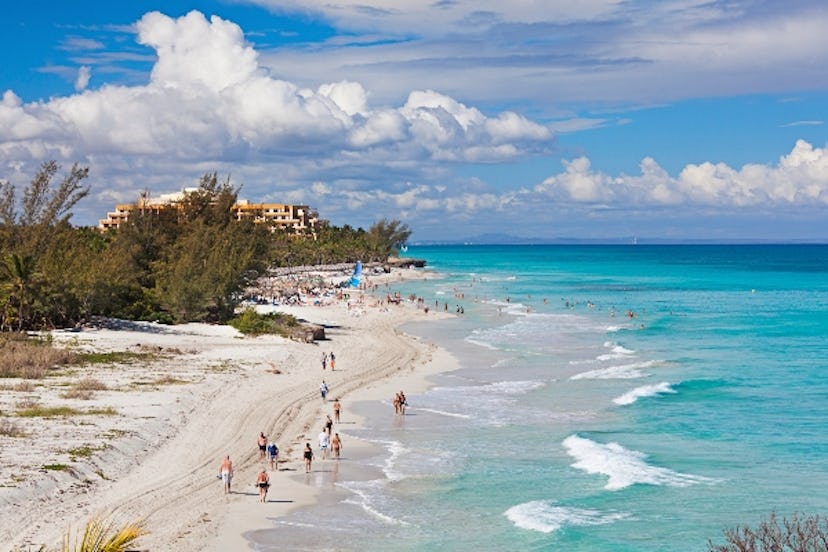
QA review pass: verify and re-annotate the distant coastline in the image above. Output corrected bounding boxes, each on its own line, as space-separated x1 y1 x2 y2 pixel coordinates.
412 236 828 245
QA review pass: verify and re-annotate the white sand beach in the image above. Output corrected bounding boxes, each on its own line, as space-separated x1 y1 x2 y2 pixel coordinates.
0 268 457 552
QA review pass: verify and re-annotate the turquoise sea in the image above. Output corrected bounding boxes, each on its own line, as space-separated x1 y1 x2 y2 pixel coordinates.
256 245 828 551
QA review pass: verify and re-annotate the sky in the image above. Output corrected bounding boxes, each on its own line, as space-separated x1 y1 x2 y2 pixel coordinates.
2 0 828 242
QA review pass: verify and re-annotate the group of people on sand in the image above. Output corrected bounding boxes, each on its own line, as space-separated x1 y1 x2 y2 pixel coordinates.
220 382 420 503
217 431 280 503
393 390 407 415
321 351 336 370
219 453 269 503
305 398 344 473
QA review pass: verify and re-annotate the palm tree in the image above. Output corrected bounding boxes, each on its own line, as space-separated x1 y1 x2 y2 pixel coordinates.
0 253 38 331
367 219 412 261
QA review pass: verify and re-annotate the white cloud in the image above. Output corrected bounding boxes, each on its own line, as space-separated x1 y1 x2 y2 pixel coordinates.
137 10 261 93
3 8 827 241
249 0 622 35
317 80 368 116
536 140 828 207
781 120 823 128
254 2 828 110
1 11 550 168
74 66 92 91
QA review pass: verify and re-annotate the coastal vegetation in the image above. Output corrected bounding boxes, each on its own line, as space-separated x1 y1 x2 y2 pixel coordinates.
0 162 411 330
708 512 828 551
62 515 147 552
228 308 300 337
0 334 76 378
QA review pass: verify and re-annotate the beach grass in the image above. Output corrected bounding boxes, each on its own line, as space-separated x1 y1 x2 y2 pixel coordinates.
61 378 109 399
17 406 118 418
74 351 156 365
0 380 38 391
0 334 76 378
68 444 107 460
62 514 147 552
0 418 28 437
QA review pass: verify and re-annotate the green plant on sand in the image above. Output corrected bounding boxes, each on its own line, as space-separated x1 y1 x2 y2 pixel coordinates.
229 308 299 336
63 514 147 552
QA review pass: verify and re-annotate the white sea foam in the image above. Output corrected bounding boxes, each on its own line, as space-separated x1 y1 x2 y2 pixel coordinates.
481 380 545 394
383 439 411 482
339 480 410 526
562 434 713 490
570 360 659 380
430 379 544 397
464 336 501 351
504 500 631 533
613 382 676 405
363 437 456 482
502 302 529 316
491 357 513 369
597 342 636 360
418 379 549 428
411 407 472 419
272 520 318 529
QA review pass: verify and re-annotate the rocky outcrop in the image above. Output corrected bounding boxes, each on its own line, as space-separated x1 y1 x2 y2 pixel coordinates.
385 257 427 268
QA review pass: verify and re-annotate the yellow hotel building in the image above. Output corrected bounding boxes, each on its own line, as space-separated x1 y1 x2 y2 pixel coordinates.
98 189 319 233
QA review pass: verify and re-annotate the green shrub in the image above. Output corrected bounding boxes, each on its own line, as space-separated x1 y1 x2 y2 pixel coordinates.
228 308 298 336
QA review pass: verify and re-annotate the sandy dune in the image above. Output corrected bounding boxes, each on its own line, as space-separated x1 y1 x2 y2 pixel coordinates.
0 272 454 551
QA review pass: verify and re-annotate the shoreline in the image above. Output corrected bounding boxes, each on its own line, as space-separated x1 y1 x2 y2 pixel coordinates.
210 328 459 551
0 266 457 552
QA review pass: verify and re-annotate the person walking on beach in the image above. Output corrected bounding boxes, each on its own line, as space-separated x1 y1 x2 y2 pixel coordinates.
325 414 334 435
320 380 328 401
331 432 342 460
256 469 270 503
303 442 314 473
393 391 407 415
319 427 330 460
321 352 328 370
333 398 341 423
330 351 336 371
267 441 279 470
257 432 267 460
218 455 233 494
394 391 407 414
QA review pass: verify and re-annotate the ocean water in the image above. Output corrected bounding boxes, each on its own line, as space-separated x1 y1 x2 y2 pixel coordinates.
256 245 828 551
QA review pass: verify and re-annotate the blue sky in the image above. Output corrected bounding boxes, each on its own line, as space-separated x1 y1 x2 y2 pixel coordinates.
2 1 828 242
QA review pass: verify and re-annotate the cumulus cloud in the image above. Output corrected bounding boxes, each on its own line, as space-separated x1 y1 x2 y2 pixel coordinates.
2 8 827 242
535 140 828 207
0 10 550 167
